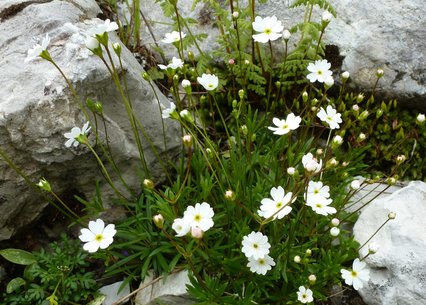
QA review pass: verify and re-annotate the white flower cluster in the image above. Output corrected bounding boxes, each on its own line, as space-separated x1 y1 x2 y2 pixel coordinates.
158 56 184 70
241 231 275 275
172 202 214 238
305 180 336 216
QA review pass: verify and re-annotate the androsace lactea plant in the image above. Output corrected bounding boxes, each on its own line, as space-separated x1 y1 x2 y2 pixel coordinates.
1 0 414 304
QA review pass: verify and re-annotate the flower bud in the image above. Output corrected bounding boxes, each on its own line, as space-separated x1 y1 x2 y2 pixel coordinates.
294 255 301 263
358 133 366 141
305 249 312 256
188 51 194 61
142 72 150 81
85 36 100 51
182 79 191 88
316 148 324 156
376 68 384 78
283 29 291 40
342 161 349 167
350 180 361 190
396 154 406 164
308 274 317 284
368 242 379 254
359 110 369 120
244 59 250 65
287 167 296 175
322 10 333 23
153 214 164 229
37 178 52 192
332 135 343 146
341 71 350 79
232 11 239 19
112 42 122 56
352 104 360 112
191 227 204 239
330 227 340 236
143 178 154 189
180 109 194 123
238 89 245 100
228 58 235 65
224 189 235 200
324 76 334 88
302 91 308 102
182 134 192 148
416 113 425 124
275 81 281 88
386 177 397 185
356 94 365 103
331 218 340 226
388 211 396 219
327 157 338 167
240 125 248 136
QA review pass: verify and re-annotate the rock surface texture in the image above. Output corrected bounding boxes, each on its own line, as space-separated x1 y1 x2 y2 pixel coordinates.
139 0 426 109
353 181 426 305
0 0 180 240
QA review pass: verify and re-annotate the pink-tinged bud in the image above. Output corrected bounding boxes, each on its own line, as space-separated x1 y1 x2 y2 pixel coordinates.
228 58 235 65
191 227 204 239
331 218 340 226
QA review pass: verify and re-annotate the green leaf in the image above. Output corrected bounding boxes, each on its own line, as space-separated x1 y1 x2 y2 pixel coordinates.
6 277 26 293
0 249 36 265
86 295 106 305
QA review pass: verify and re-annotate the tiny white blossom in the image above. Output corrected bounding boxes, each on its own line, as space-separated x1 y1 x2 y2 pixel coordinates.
197 73 219 91
350 180 361 190
25 34 50 63
317 105 342 129
161 102 177 119
64 121 91 148
302 153 322 173
340 258 370 290
416 113 425 123
307 180 330 199
183 202 214 232
268 113 301 135
297 286 314 304
306 194 336 216
368 242 379 254
247 254 276 275
341 71 350 79
307 59 333 83
252 16 284 43
182 79 191 88
85 36 100 50
258 186 293 220
242 231 271 259
333 135 343 145
79 219 116 253
158 57 184 70
88 19 118 36
172 218 191 237
283 29 291 40
161 31 186 43
287 167 296 175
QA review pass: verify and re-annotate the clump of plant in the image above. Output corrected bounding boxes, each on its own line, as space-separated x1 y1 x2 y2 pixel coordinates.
1 0 423 304
0 235 100 305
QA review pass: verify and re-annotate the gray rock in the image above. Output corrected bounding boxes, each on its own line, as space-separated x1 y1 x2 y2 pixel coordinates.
0 0 180 240
99 281 130 305
138 0 426 109
353 181 426 305
135 271 192 305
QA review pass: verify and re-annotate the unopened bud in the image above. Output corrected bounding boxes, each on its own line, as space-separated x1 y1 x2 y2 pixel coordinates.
143 179 154 189
142 72 150 81
359 110 369 120
416 113 425 124
376 68 384 77
356 94 364 103
368 242 379 254
37 178 51 192
331 218 340 226
238 89 245 100
305 249 312 256
224 189 235 200
112 42 122 56
322 10 333 23
182 79 191 88
188 51 194 61
388 211 396 219
287 167 296 175
352 104 360 112
302 91 308 102
153 214 164 229
182 134 192 148
232 11 239 19
341 71 350 79
283 29 291 40
386 177 397 185
332 135 343 146
294 255 301 263
191 227 204 239
308 274 317 284
330 227 340 236
358 133 366 141
180 109 194 123
350 180 361 190
324 76 334 88
228 58 235 65
396 154 406 164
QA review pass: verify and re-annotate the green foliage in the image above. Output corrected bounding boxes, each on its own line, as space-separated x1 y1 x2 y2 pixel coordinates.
1 235 99 305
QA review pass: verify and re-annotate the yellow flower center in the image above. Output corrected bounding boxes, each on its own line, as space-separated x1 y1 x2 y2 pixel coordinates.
351 271 358 277
253 243 259 249
259 259 265 265
281 124 289 130
264 28 272 35
316 203 323 208
194 214 202 222
95 234 103 241
276 201 283 209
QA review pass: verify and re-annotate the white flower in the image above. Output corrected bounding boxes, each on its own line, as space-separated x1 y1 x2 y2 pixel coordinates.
197 73 219 91
358 133 366 140
161 31 186 43
287 167 296 175
79 219 116 253
330 227 340 236
172 218 191 237
88 19 119 36
317 105 342 129
302 153 322 173
368 242 379 254
340 258 370 290
85 36 100 50
306 59 333 83
182 79 191 88
161 102 176 119
324 76 334 87
297 286 314 304
183 202 214 232
247 254 276 275
258 186 293 220
306 194 336 216
322 10 333 22
252 16 284 43
307 180 330 199
242 231 271 259
158 57 184 70
25 34 50 63
268 113 301 135
64 121 91 148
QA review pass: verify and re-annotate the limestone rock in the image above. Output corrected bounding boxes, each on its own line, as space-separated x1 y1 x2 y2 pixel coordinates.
99 281 130 305
353 181 426 305
138 0 426 109
135 271 193 305
0 0 180 240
